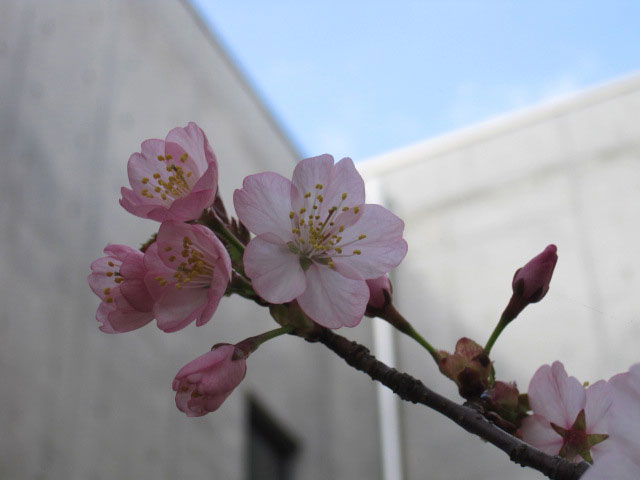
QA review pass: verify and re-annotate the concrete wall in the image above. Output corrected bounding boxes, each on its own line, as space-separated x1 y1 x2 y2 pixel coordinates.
361 74 640 480
0 2 381 479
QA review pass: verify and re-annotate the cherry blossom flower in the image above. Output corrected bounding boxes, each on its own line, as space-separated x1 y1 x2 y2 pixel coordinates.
120 122 218 222
88 244 154 333
233 154 407 328
502 244 558 322
173 344 247 417
582 364 640 479
144 221 232 332
520 361 612 463
366 275 392 310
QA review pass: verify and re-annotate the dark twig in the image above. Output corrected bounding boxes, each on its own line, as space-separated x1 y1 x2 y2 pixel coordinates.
315 328 590 480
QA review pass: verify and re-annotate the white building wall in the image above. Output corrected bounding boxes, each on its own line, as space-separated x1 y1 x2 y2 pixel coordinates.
0 2 381 479
361 74 640 480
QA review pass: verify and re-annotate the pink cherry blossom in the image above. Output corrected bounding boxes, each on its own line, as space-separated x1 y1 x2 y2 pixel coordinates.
366 275 392 310
144 221 232 332
88 244 154 333
582 364 640 479
520 361 612 463
120 122 218 222
173 344 247 417
233 154 407 328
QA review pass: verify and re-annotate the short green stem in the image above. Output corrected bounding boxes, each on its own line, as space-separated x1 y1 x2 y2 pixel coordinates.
381 305 440 365
234 325 295 359
210 215 245 254
484 314 509 356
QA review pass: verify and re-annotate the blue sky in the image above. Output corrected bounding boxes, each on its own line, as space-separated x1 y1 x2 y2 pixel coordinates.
191 1 640 161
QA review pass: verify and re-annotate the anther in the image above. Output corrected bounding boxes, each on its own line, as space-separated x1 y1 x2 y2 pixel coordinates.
289 211 295 219
157 155 165 161
353 250 362 255
358 234 367 240
339 225 345 232
354 206 360 214
304 192 311 198
141 177 149 184
342 207 349 211
315 184 323 189
103 288 111 294
108 261 115 267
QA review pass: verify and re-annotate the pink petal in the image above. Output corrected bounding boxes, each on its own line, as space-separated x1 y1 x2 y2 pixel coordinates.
197 268 229 327
609 365 640 454
520 414 564 455
585 380 613 434
322 157 365 209
243 234 306 303
528 362 586 428
297 264 369 328
166 188 214 222
107 303 155 333
153 286 208 332
291 154 333 200
165 122 216 174
234 172 299 240
174 346 234 380
582 452 640 480
120 278 154 312
366 275 391 309
333 204 408 279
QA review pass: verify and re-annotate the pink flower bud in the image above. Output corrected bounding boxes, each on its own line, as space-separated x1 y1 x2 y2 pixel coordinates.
502 244 558 322
366 275 392 310
172 345 247 417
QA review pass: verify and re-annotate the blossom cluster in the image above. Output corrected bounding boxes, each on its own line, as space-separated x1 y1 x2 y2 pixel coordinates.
89 122 639 478
89 122 407 416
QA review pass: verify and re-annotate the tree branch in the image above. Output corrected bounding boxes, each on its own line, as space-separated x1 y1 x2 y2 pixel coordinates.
315 327 590 480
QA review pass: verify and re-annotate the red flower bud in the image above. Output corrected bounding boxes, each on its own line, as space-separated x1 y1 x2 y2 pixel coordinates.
502 244 558 322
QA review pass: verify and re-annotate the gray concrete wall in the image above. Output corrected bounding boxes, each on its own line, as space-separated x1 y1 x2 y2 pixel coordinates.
361 74 640 480
0 2 381 479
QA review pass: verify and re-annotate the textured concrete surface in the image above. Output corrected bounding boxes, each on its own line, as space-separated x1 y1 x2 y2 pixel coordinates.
360 74 640 480
0 2 381 479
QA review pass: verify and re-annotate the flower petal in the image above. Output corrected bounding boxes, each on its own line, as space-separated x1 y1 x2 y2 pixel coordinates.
243 234 306 303
153 286 208 332
528 362 586 429
165 122 216 174
520 414 564 455
323 157 365 208
585 380 613 434
291 154 333 200
234 172 298 240
333 204 408 279
582 452 640 480
297 264 368 328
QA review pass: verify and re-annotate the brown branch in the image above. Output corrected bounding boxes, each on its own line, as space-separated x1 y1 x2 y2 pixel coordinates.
315 327 590 480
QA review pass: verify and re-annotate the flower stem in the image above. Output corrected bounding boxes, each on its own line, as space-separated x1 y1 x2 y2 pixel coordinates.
234 325 295 358
484 314 509 356
209 215 245 255
380 305 440 365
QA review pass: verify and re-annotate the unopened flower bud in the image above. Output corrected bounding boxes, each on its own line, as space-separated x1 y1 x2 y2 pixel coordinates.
502 244 558 323
173 344 247 417
366 275 392 311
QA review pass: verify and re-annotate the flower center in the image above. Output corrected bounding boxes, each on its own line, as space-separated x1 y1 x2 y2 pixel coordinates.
139 153 195 202
155 235 214 289
287 185 366 270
